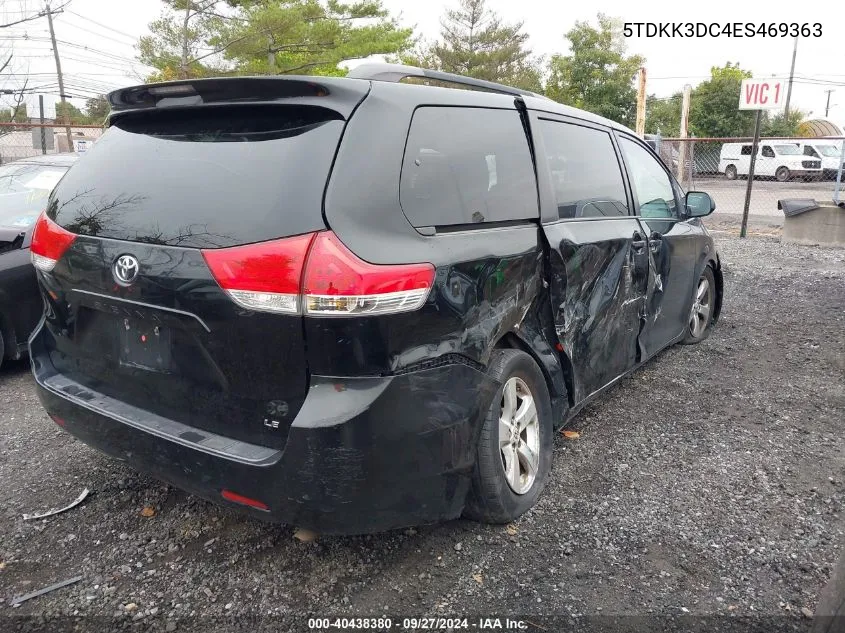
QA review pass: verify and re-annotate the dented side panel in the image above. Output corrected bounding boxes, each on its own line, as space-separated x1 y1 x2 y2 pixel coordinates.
543 219 649 404
305 243 543 377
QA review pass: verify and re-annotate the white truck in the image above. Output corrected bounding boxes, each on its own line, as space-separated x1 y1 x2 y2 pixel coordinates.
719 142 822 181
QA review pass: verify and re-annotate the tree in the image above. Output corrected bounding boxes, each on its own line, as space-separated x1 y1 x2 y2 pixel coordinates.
211 0 414 76
688 63 755 138
85 95 110 124
762 110 803 137
645 93 682 136
139 0 225 81
404 0 541 92
55 101 89 125
140 0 413 79
546 14 643 127
0 103 27 123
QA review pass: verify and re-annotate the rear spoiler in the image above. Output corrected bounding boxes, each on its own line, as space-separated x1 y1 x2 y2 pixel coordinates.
107 76 370 121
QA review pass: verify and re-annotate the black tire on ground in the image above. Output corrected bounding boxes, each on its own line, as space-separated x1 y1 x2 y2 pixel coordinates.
683 266 717 345
725 165 737 180
463 348 554 524
776 166 791 182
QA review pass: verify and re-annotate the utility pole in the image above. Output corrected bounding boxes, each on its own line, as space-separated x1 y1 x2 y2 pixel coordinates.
180 1 191 78
635 67 646 137
824 90 834 118
784 36 798 118
46 1 73 152
39 95 46 154
676 84 692 184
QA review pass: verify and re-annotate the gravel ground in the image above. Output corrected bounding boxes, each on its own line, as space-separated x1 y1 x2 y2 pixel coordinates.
0 229 843 632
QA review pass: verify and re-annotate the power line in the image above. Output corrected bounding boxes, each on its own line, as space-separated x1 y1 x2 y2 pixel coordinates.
0 0 71 29
3 35 150 66
54 15 138 48
6 55 136 75
19 71 130 77
62 56 143 73
65 9 137 40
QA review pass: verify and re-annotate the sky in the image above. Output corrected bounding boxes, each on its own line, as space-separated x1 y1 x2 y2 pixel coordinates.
2 0 844 126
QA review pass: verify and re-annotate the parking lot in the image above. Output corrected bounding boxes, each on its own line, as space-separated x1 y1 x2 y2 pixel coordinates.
694 177 843 220
0 228 843 631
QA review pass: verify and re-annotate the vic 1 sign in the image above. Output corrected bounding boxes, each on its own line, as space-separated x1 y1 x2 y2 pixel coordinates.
739 78 786 110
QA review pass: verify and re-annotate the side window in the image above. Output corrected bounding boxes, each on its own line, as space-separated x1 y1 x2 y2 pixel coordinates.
400 107 537 228
537 119 628 219
804 146 819 158
762 145 775 158
618 136 677 219
740 145 753 155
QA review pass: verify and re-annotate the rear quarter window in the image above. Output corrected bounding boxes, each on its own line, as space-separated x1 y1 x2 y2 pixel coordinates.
400 107 537 228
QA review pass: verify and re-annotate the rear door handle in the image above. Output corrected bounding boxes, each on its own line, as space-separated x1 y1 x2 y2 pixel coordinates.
649 232 663 253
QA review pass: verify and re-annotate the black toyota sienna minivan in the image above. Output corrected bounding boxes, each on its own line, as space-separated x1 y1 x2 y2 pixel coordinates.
29 64 723 534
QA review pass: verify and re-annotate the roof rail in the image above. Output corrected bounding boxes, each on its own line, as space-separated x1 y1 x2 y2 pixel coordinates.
346 63 547 99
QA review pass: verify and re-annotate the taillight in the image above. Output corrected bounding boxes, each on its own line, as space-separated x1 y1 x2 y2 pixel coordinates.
202 231 434 317
302 232 434 316
30 213 76 272
201 233 316 314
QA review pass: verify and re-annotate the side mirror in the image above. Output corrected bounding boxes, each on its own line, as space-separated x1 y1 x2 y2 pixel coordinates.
685 191 716 218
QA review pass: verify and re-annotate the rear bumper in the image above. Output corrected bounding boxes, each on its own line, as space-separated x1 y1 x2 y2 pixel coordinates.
31 335 498 534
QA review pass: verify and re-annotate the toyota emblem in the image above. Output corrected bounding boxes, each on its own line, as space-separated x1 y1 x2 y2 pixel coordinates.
113 254 140 285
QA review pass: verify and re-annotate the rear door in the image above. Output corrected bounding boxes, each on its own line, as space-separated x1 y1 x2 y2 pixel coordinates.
33 79 368 449
616 133 699 357
531 113 649 404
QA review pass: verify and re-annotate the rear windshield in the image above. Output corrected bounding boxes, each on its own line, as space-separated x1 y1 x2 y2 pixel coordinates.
48 105 343 248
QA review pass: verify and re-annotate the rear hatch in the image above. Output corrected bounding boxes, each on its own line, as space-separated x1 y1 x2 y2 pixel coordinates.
32 77 369 449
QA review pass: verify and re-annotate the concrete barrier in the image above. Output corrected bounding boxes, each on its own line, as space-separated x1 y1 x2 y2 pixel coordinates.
782 202 845 247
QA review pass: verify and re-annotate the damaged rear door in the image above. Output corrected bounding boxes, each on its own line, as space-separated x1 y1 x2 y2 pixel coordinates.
530 114 649 404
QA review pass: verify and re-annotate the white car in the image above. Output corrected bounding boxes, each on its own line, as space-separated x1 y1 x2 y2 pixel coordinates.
719 142 822 182
799 142 844 180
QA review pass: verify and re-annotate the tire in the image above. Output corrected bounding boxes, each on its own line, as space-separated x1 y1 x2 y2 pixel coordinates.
776 166 791 182
0 328 5 371
683 266 716 344
463 349 553 524
724 165 737 180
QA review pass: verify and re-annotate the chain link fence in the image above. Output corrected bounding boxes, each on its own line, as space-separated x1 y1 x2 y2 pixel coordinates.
651 136 845 219
0 123 104 165
3 124 843 220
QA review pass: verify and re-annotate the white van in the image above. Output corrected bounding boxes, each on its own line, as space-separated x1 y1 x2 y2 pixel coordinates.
719 142 822 181
799 142 844 179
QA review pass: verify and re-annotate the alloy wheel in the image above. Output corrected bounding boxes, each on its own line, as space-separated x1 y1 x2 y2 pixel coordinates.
498 376 540 495
689 275 712 339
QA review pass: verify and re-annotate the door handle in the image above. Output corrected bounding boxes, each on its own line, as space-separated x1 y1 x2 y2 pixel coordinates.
631 232 646 253
649 232 663 253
